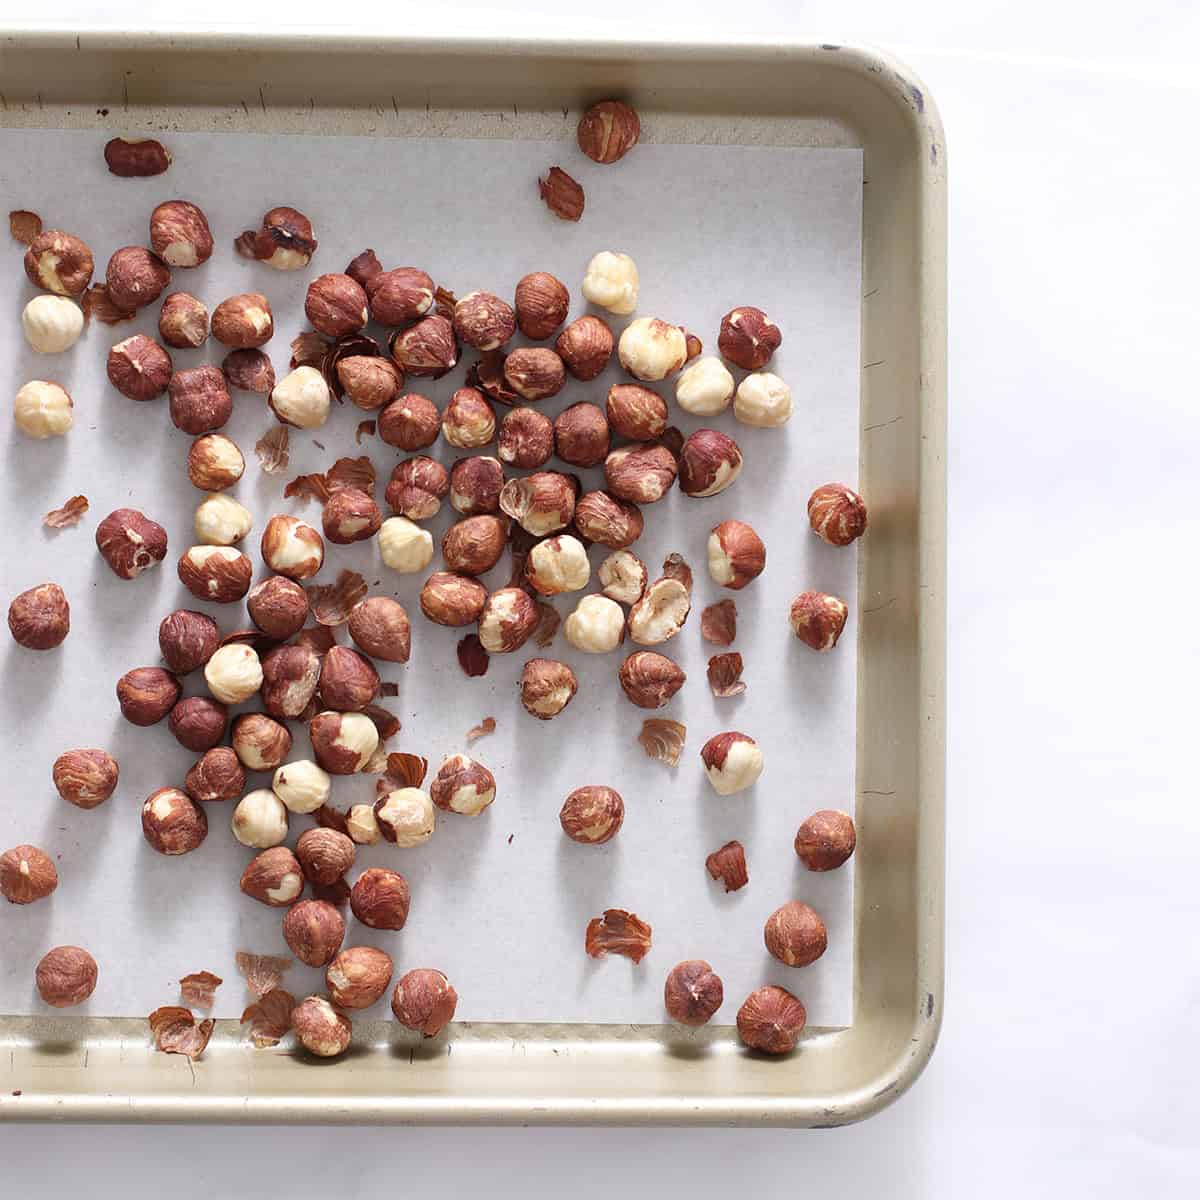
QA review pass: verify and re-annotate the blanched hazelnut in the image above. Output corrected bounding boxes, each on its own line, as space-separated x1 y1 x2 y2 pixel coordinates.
283 900 345 967
323 488 382 545
554 402 610 467
734 372 792 427
664 960 723 1026
305 273 368 337
392 969 457 1037
564 594 625 654
178 545 252 602
807 483 867 546
158 609 219 674
347 596 411 663
232 713 293 771
374 787 436 846
158 292 209 349
606 384 667 441
390 313 458 378
0 843 57 903
678 429 743 497
526 534 590 595
212 292 273 349
379 516 434 574
168 696 228 752
574 491 643 549
519 658 578 720
194 493 252 545
185 747 245 804
187 433 244 490
232 787 289 848
320 646 380 712
106 335 172 401
338 356 403 411
581 251 639 315
308 710 379 775
296 827 356 885
21 295 84 353
347 804 382 845
272 759 331 814
223 348 275 393
204 642 263 704
240 846 304 907
326 946 393 1010
261 515 324 579
378 392 440 450
385 456 449 520
14 380 73 438
169 365 232 434
247 575 308 639
795 810 857 871
675 356 735 415
95 508 168 578
142 787 208 855
618 318 688 381
52 749 119 810
719 306 782 370
116 667 180 725
497 407 554 469
260 643 321 719
106 246 170 311
765 901 827 967
478 587 540 654
351 867 410 929
618 650 685 709
556 314 614 379
577 99 640 163
453 290 516 350
498 471 576 536
789 591 848 652
628 577 691 645
700 731 763 796
36 946 98 1008
430 754 496 815
503 347 565 402
292 995 352 1057
150 200 213 268
419 572 488 627
559 786 623 844
449 456 504 515
707 520 766 590
442 515 507 576
442 387 496 448
514 272 569 340
367 266 434 325
604 444 677 504
250 206 318 271
598 549 647 604
24 230 93 296
270 366 331 429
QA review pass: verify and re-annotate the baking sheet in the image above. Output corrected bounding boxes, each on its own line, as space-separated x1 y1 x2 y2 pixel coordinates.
0 129 861 1027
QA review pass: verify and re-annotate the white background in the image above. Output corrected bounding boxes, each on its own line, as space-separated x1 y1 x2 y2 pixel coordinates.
2 2 1200 1197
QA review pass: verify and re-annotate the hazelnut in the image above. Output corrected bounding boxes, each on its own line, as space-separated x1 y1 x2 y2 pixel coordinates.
795 810 857 871
374 787 436 846
574 491 644 549
765 901 828 967
503 347 566 402
675 356 735 415
347 249 382 287
707 520 766 590
104 135 171 175
106 334 173 401
598 549 647 603
664 960 724 1026
169 365 233 434
453 290 516 351
13 380 73 438
95 508 168 578
292 996 352 1058
0 844 57 903
309 710 379 775
449 456 504 515
106 246 170 311
350 867 410 929
347 804 382 845
497 407 554 469
807 483 868 546
296 827 356 885
577 99 640 162
678 429 743 497
734 372 793 428
419 571 488 627
737 985 808 1054
204 643 263 704
116 667 181 725
326 946 393 1010
149 200 213 268
391 969 457 1037
379 515 434 574
700 731 763 796
53 749 119 809
604 444 678 504
526 534 590 595
194 493 253 545
385 456 450 520
177 544 253 602
158 609 219 674
168 696 228 752
390 313 458 378
142 787 208 854
564 594 625 654
260 644 321 719
211 292 274 349
378 392 440 450
247 575 309 639
319 646 381 712
185 747 245 803
283 899 346 967
498 471 576 536
628 577 691 645
519 658 578 719
618 650 685 709
429 754 496 815
269 366 331 429
789 591 848 652
272 759 332 814
261 515 324 580
478 587 540 654
232 787 289 849
582 251 639 314
232 712 293 771
323 488 382 545
187 434 245 493
618 317 688 381
367 266 435 325
514 272 569 340
339 356 403 411
606 384 668 442
442 515 507 576
305 273 368 337
556 314 614 379
240 846 305 907
251 207 318 271
158 292 209 348
21 295 84 353
24 230 94 296
539 166 585 221
719 306 782 370
36 946 98 1008
554 402 611 467
347 596 411 663
442 387 496 449
8 582 69 651
559 786 624 844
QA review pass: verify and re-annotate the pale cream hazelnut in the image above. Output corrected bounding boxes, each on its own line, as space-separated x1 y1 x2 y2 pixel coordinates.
346 803 382 845
700 732 764 796
378 516 434 574
270 365 331 429
526 535 591 596
204 643 263 704
628 577 691 645
21 295 84 354
14 381 73 438
734 372 793 428
618 318 687 381
375 787 435 848
194 493 253 545
675 356 735 415
564 594 625 654
231 787 289 848
581 251 639 315
272 759 332 814
598 549 647 604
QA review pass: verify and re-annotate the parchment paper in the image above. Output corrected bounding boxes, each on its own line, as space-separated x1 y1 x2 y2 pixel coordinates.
0 129 861 1026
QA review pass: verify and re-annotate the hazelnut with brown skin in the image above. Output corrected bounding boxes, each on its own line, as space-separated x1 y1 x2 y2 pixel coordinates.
304 272 368 337
116 667 181 726
795 810 857 871
664 960 724 1026
789 591 848 652
514 272 569 340
391 969 457 1037
158 292 209 348
350 867 411 930
260 643 321 720
177 545 253 603
347 596 411 663
24 230 94 296
574 491 644 549
260 515 325 580
95 508 168 579
390 313 458 378
296 827 356 886
497 407 554 469
106 335 172 401
442 515 507 576
419 572 488 627
429 755 496 815
149 200 213 268
308 711 379 775
187 433 245 491
292 996 353 1058
8 583 70 650
764 901 828 967
283 899 346 967
700 731 763 796
378 392 440 450
319 646 381 712
503 347 566 402
604 444 678 504
250 206 318 270
519 658 578 719
559 786 624 844
168 696 228 752
322 488 382 545
707 520 766 590
232 712 293 771
478 587 540 654
737 985 807 1054
678 429 744 498
618 651 686 709
385 456 450 521
169 365 233 434
326 946 394 1010
628 577 691 645
142 787 208 855
211 292 274 349
53 749 119 809
807 483 868 546
453 290 516 351
718 306 782 371
367 266 434 325
104 136 171 176
498 472 576 536
106 246 170 312
577 99 641 163
345 249 383 289
556 314 614 380
338 357 403 412
158 610 219 674
449 456 504 516
0 844 58 904
442 387 496 449
184 747 245 804
598 549 647 603
247 575 309 639
606 384 668 442
239 846 304 907
554 402 611 467
36 947 98 1007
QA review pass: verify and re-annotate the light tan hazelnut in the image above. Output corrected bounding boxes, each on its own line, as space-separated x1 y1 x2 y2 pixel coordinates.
305 273 368 337
554 402 610 467
158 292 209 349
194 493 252 545
628 577 691 645
503 347 566 402
351 867 410 929
442 515 507 576
367 266 434 324
764 901 827 967
789 591 849 652
707 520 766 589
95 508 168 578
283 901 345 968
150 200 214 268
581 251 639 315
618 650 685 708
429 754 496 815
347 596 411 663
142 787 208 854
187 433 244 490
678 429 743 497
598 549 647 604
308 710 379 775
21 295 84 353
270 365 332 429
526 534 590 595
379 516 434 574
14 380 73 438
442 387 496 448
559 785 623 843
514 272 569 340
564 594 625 653
391 969 457 1037
116 667 179 724
35 946 98 1008
107 334 173 401
498 471 576 536
556 314 614 380
497 407 554 469
169 365 232 434
519 658 578 719
211 291 273 349
322 488 382 545
346 804 382 845
232 787 289 848
338 356 403 411
292 995 352 1057
577 100 641 163
478 587 540 653
604 444 677 504
0 843 58 903
384 456 450 520
605 384 668 441
232 713 293 771
204 643 263 704
53 748 119 809
453 290 516 350
700 731 763 796
734 372 793 427
272 759 332 814
807 483 868 546
24 230 94 296
390 313 458 378
247 575 309 638
240 846 305 907
574 491 644 549
106 246 170 311
419 572 488 627
374 787 436 847
378 392 440 449
261 514 324 579
249 206 318 271
719 306 782 370
676 356 735 415
326 946 393 1010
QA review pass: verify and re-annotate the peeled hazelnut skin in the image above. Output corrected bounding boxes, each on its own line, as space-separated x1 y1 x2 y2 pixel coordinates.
232 712 293 771
347 596 411 664
719 306 782 370
385 456 450 521
184 747 245 803
628 577 691 645
604 444 678 504
378 392 440 450
305 273 368 337
578 99 641 163
0 844 58 904
453 290 516 351
296 827 356 886
514 272 570 340
36 946 98 1008
104 136 171 176
95 508 168 579
106 334 173 401
678 429 744 498
240 846 304 907
350 867 411 930
252 206 318 270
503 347 566 402
308 710 380 775
177 545 253 602
260 643 321 720
700 731 764 796
326 946 394 1010
449 456 504 516
260 515 325 580
187 433 244 491
789 591 849 652
764 901 828 967
169 365 233 434
478 587 540 654
106 246 170 312
808 483 868 546
606 384 668 441
150 200 213 268
283 899 346 967
322 488 382 545
497 407 554 469
211 292 274 349
559 786 624 844
442 387 496 449
168 696 228 752
539 166 585 221
391 969 457 1037
247 575 309 639
556 314 614 380
707 520 766 590
24 230 94 296
554 402 611 467
664 960 724 1026
116 667 181 726
574 491 644 550
158 292 209 348
141 787 208 855
519 657 578 720
419 571 488 627
499 472 576 536
795 810 857 871
8 583 70 650
618 650 686 709
442 515 507 576
158 609 219 674
390 313 458 378
53 749 119 809
338 356 403 412
319 646 381 712
345 250 382 288
737 985 808 1054
598 549 647 603
367 266 435 325
429 754 496 815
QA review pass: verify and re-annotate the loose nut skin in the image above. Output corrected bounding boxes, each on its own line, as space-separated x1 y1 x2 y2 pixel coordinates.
719 306 782 371
700 731 763 796
789 591 849 652
539 166 585 221
378 392 440 450
24 230 94 296
442 515 507 576
514 272 569 340
240 846 305 907
168 696 228 752
283 899 346 967
497 407 554 469
323 488 382 545
577 99 641 163
449 456 504 515
574 491 644 549
141 787 208 855
604 444 678 504
618 651 686 709
169 365 233 434
260 515 325 580
106 246 170 312
350 867 411 930
36 946 98 1007
104 136 171 176
453 290 516 351
8 583 69 650
0 844 57 904
706 839 748 892
159 610 220 674
96 508 168 579
442 387 496 449
326 946 393 1010
498 472 576 536
503 347 566 402
559 786 624 844
368 266 435 325
707 520 766 590
251 206 318 271
305 273 369 337
554 402 610 467
14 380 73 438
260 643 321 720
347 596 411 663
292 996 353 1058
764 901 828 967
606 384 668 441
159 292 209 349
807 483 868 546
319 646 381 712
385 456 449 520
390 313 458 378
232 712 293 771
556 314 614 380
296 827 356 885
519 658 578 719
177 545 253 603
187 433 245 491
106 335 173 401
150 200 214 268
478 587 540 654
678 429 744 498
339 357 403 412
53 749 119 809
211 292 274 349
117 667 181 726
429 754 496 815
419 572 488 627
391 968 457 1037
737 985 808 1054
185 747 245 803
664 960 723 1026
347 248 384 288
308 710 379 775
247 575 309 639
795 810 857 871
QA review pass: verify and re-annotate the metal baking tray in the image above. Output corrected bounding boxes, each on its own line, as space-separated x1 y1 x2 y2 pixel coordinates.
0 29 946 1126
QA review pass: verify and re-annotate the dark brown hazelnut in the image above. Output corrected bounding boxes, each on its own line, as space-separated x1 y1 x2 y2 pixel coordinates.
158 292 209 348
391 968 457 1036
150 200 213 268
260 643 321 720
554 402 610 467
385 456 450 521
221 349 275 395
378 392 440 450
736 985 807 1054
169 365 233 434
350 866 411 930
167 696 227 752
449 456 504 515
177 545 253 602
664 960 723 1026
559 786 624 844
573 490 644 549
239 846 304 906
442 515 507 576
618 650 686 709
555 314 613 380
678 429 743 498
305 273 369 337
24 230 94 296
52 749 119 810
442 387 496 449
231 712 293 771
319 646 381 712
95 508 168 579
282 898 346 967
211 292 274 349
8 583 70 650
296 827 356 886
104 136 171 176
250 206 318 270
338 356 403 412
35 946 98 1007
187 433 245 490
184 746 245 803
519 658 578 719
497 407 554 469
788 591 848 652
105 246 170 311
106 335 172 401
247 575 309 639
606 383 668 441
514 272 569 340
322 488 382 545
0 844 57 903
794 810 857 871
764 901 828 967
141 787 208 855
367 266 434 325
604 444 678 504
347 596 411 663
419 571 488 627
718 306 782 370
807 483 868 547
503 347 566 402
452 291 516 351
390 313 457 377
116 667 181 726
577 99 640 163
345 249 383 289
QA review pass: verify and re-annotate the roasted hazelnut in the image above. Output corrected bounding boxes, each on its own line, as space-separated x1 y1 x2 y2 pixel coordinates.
346 804 382 845
700 731 763 796
8 582 69 650
390 313 457 378
222 347 277 394
379 516 434 574
168 695 228 752
24 230 94 296
628 577 690 645
272 759 332 813
185 746 245 803
304 272 368 337
449 456 504 515
309 710 379 775
514 272 569 340
519 658 578 719
211 291 274 349
789 591 848 652
503 347 566 402
169 365 233 434
385 455 450 520
554 402 610 467
323 488 382 545
429 754 496 815
498 471 576 536
95 508 168 578
260 515 324 580
232 787 289 848
347 596 411 663
719 306 782 370
204 643 263 704
678 429 743 498
618 317 687 381
345 249 383 289
675 356 735 415
53 749 119 809
419 571 488 627
158 609 219 674
577 99 640 163
598 549 647 603
525 534 590 595
187 433 245 491
664 960 723 1026
0 844 57 904
391 969 457 1037
478 587 540 654
296 827 356 885
232 712 293 771
247 575 309 639
807 483 868 546
707 520 766 590
442 387 496 449
338 356 403 411
374 787 436 846
319 646 381 712
251 206 318 271
106 246 170 311
21 294 84 353
367 266 434 325
442 515 507 576
177 545 253 602
194 492 253 546
260 643 321 719
378 392 440 450
559 785 624 844
765 901 828 967
539 166 585 221
604 444 677 504
497 407 554 469
149 200 213 268
606 383 668 442
350 867 410 929
326 946 393 1010
734 372 792 428
292 995 352 1057
283 899 346 967
106 334 172 401
618 650 685 709
556 314 614 379
453 290 516 351
36 946 98 1008
795 810 857 871
737 985 807 1054
240 846 304 907
142 787 208 855
158 292 209 348
104 135 171 176
269 366 331 429
116 667 181 725
13 380 73 438
564 594 625 654
574 491 643 549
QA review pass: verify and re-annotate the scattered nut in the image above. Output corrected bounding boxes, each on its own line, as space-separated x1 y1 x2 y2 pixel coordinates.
707 520 766 590
719 306 782 370
232 787 289 849
106 334 172 401
384 455 449 520
664 960 723 1026
391 969 457 1036
232 712 293 771
8 582 70 650
292 995 352 1057
514 272 569 340
308 710 380 775
351 867 410 930
734 371 792 427
247 575 309 639
478 587 540 654
618 318 688 381
442 387 496 449
705 840 748 892
259 644 320 720
260 514 324 580
503 347 566 402
628 577 690 645
168 696 228 752
443 515 508 576
564 594 625 654
677 428 743 497
296 827 356 886
177 546 252 604
319 646 381 712
554 402 611 467
211 291 273 349
378 392 440 450
374 787 436 846
675 356 735 415
429 754 496 815
538 166 585 221
267 365 331 430
185 747 245 804
247 206 318 271
104 135 171 176
21 294 84 353
346 804 382 845
598 549 647 603
347 596 411 663
0 844 57 903
185 437 242 497
575 491 644 550
618 650 685 709
606 384 668 441
305 273 368 337
272 759 332 814
604 444 678 504
36 946 98 1007
106 246 170 311
789 591 848 652
116 667 180 725
795 810 857 871
345 249 382 288
554 319 613 387
519 658 577 719
577 100 640 163
496 408 553 470
223 348 278 398
807 483 867 546
419 571 488 626
283 899 346 967
737 985 806 1054
326 946 393 1010
149 200 213 268
95 508 168 578
367 266 434 325
378 515 434 574
338 356 402 411
765 901 828 967
52 749 119 809
169 365 233 434
142 787 208 855
14 380 73 438
700 731 763 796
560 786 624 844
525 534 590 596
158 292 209 348
194 493 252 546
453 290 516 351
24 230 94 296
322 488 382 545
390 313 458 378
449 456 504 516
240 846 305 907
499 471 576 536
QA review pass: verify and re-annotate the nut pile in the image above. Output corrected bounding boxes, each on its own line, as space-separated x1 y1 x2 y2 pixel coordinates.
6 102 866 1058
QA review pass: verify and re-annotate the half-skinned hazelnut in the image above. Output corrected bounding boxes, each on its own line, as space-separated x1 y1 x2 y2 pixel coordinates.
270 366 331 429
807 483 868 546
498 472 575 536
618 650 685 709
350 867 410 929
158 292 209 348
52 749 119 810
429 754 496 815
574 491 644 549
385 456 449 520
442 387 496 449
292 996 352 1057
249 206 318 271
678 429 743 498
497 407 554 469
261 515 324 580
367 267 434 325
232 712 293 771
618 318 687 381
789 591 848 652
308 710 379 774
477 587 539 653
559 786 623 843
519 658 578 719
604 445 678 504
24 230 93 296
142 787 208 854
211 292 274 349
700 731 763 796
240 846 305 907
260 643 321 719
187 433 244 490
577 100 640 163
326 946 393 1010
419 572 488 626
598 549 647 603
322 488 382 545
374 787 436 846
525 534 590 595
150 200 213 268
96 508 168 578
707 521 766 590
390 313 457 378
178 545 253 602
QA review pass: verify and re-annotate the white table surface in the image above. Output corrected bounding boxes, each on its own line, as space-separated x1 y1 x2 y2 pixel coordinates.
4 3 1200 1195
